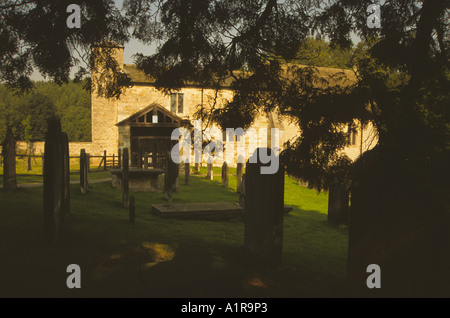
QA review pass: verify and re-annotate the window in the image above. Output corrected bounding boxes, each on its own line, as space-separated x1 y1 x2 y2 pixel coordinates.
170 93 184 114
348 124 357 146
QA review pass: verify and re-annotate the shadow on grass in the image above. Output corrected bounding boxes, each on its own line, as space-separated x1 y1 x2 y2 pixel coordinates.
0 174 348 298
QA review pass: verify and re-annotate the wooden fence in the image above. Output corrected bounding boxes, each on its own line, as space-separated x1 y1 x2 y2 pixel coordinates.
0 150 168 175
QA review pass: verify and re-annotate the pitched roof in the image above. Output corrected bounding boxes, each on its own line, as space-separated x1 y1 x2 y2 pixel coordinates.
123 63 358 89
116 102 183 127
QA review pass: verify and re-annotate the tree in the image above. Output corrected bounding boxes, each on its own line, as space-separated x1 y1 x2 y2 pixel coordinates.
0 81 92 143
292 37 354 69
124 0 449 296
0 0 130 98
16 93 57 141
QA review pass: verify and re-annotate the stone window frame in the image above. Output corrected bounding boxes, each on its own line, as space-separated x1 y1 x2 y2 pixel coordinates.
170 93 184 114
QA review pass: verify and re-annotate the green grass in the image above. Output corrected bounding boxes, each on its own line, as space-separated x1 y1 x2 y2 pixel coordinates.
0 169 348 298
0 156 112 184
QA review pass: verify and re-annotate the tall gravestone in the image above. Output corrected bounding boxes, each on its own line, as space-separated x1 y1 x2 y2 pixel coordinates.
164 151 179 201
236 161 244 193
244 148 284 267
207 163 213 180
43 119 69 244
239 173 246 208
122 148 130 208
2 127 17 191
222 162 228 187
327 183 349 225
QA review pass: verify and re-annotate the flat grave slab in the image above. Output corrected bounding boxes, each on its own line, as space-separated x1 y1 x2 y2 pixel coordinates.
151 202 243 220
111 168 164 192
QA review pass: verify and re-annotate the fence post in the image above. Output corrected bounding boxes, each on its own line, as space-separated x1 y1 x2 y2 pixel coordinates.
80 149 87 194
27 152 32 171
103 150 107 170
113 153 116 168
122 148 129 208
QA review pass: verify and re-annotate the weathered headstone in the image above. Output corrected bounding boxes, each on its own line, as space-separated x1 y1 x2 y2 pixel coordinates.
129 195 135 224
164 151 179 201
244 148 284 267
43 119 69 244
327 183 349 225
239 173 245 208
185 162 190 185
236 161 244 193
207 163 213 180
122 148 130 208
80 149 88 194
222 162 228 187
2 127 17 191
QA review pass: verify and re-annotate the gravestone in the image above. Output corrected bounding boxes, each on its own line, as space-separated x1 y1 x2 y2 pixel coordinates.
327 183 349 225
185 162 190 186
236 161 244 193
164 151 179 201
222 162 228 187
80 149 88 194
239 173 245 208
2 127 17 191
207 163 213 180
43 119 69 244
244 148 284 267
122 148 130 208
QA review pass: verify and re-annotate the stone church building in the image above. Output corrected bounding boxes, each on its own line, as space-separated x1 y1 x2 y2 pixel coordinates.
89 45 376 167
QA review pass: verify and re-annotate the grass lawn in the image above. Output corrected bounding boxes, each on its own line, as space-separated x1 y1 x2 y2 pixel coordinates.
0 167 348 298
0 156 112 184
